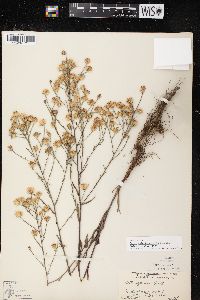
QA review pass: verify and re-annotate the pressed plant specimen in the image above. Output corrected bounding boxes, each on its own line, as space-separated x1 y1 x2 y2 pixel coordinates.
8 51 181 285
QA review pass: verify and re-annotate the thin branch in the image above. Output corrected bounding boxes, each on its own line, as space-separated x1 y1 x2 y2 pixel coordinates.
11 150 29 161
61 208 76 230
21 218 37 231
28 246 44 267
47 250 57 275
55 161 68 205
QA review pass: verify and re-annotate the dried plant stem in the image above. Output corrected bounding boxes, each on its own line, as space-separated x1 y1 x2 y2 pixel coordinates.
24 135 71 275
33 207 49 285
79 82 182 280
47 249 57 275
48 85 147 284
28 246 44 267
53 203 71 275
61 208 77 229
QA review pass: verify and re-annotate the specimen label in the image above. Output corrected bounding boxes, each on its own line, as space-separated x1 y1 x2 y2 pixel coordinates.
127 236 182 251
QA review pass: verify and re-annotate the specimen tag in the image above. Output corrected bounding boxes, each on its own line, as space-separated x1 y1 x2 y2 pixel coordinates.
119 257 186 300
3 281 32 300
127 236 182 251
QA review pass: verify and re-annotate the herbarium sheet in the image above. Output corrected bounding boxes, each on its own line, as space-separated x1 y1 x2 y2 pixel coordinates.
1 32 192 300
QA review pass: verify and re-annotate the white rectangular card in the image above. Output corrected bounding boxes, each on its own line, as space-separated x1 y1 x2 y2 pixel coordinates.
154 37 192 70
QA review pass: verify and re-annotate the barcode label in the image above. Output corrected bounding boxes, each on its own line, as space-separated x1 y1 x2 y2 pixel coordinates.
4 33 36 45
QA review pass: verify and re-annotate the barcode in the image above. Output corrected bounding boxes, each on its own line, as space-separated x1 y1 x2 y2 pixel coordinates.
5 34 36 45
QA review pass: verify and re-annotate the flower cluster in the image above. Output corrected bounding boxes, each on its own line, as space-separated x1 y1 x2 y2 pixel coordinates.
14 187 51 224
91 98 140 134
9 111 38 138
49 55 92 94
39 53 144 155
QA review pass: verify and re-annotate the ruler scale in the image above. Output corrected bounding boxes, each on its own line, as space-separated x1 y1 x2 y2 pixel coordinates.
69 3 164 19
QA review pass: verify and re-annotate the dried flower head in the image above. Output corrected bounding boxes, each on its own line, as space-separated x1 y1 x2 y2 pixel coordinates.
51 110 58 116
32 229 38 237
13 197 25 206
33 145 39 153
140 85 146 94
80 183 89 191
52 97 62 107
87 99 95 106
42 89 50 96
29 161 36 169
85 58 91 65
28 115 38 123
15 211 23 218
27 187 35 194
8 145 13 151
22 200 31 208
67 123 72 130
45 146 53 155
136 108 143 114
32 197 40 206
44 216 50 222
43 205 50 212
35 191 42 198
51 243 59 251
130 119 138 127
42 137 50 145
91 117 104 131
86 66 92 72
126 97 133 106
67 58 76 70
68 150 76 158
39 119 46 126
53 140 62 148
33 132 41 139
51 120 56 127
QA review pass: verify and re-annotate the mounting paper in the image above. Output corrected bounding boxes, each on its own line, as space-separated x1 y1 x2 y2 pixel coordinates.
1 32 192 300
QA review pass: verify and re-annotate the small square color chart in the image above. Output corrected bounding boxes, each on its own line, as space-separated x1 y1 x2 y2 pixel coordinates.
45 5 59 17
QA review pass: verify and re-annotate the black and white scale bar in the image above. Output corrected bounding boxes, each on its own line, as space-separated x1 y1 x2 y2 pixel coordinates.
69 3 139 18
69 3 164 19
